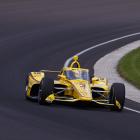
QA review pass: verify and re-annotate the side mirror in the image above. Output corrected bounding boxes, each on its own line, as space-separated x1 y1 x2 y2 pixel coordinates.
58 74 66 79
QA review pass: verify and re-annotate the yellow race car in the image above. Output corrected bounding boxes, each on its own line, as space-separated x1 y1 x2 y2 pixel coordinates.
25 56 125 111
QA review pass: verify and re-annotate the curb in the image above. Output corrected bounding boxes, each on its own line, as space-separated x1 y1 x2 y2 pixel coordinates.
94 40 140 103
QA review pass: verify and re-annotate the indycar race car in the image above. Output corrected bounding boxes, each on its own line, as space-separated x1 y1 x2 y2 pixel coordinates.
25 56 125 111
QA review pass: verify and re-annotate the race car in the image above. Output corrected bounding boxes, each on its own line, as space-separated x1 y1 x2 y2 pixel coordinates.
25 56 125 111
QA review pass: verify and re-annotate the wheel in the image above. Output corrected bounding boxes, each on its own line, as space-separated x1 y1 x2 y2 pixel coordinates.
109 83 125 111
38 76 54 105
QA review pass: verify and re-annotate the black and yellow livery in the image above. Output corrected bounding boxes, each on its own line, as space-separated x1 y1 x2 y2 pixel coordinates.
25 56 125 111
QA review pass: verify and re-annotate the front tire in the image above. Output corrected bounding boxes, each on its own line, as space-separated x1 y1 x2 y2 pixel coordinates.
38 76 54 105
109 83 125 111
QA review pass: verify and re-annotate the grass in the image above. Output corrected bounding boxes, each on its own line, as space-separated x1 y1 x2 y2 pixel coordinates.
117 47 140 89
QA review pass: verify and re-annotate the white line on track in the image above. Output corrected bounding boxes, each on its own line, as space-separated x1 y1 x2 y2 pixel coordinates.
124 107 140 114
64 32 140 114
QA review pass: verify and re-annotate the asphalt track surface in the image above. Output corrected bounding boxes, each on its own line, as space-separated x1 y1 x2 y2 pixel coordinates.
0 0 140 140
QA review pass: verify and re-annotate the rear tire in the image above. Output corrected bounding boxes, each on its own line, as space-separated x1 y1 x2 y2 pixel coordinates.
38 76 54 105
109 83 125 111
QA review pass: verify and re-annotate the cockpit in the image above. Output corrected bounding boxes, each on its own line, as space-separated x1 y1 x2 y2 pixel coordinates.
64 69 90 81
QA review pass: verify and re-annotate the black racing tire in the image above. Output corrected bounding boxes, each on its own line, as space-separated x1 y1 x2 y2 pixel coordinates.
109 83 125 111
38 76 54 105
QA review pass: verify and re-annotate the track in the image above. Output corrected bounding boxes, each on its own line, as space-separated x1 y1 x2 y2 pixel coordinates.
0 0 140 139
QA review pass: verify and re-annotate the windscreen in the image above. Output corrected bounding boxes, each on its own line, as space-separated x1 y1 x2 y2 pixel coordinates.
65 69 89 81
